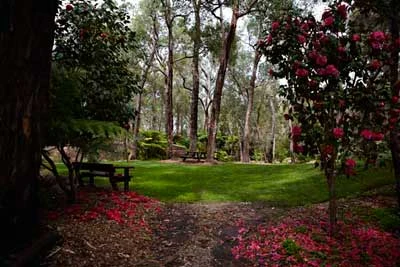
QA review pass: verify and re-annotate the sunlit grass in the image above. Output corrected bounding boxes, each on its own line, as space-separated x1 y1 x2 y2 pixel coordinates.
54 161 394 206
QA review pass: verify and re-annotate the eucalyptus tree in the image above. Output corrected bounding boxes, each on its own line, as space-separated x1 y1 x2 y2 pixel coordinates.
204 0 259 162
130 0 160 159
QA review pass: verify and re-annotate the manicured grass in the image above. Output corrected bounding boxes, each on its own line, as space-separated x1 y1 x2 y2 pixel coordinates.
54 161 395 206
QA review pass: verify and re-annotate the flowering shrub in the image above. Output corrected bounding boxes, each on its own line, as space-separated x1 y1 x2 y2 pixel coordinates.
258 0 400 234
45 190 161 232
232 207 400 266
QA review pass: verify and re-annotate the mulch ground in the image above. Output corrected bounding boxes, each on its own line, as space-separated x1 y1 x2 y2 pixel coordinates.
38 185 399 267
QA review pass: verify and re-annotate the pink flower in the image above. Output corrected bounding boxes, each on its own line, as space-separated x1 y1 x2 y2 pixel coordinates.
324 16 335 27
352 34 361 42
333 128 344 139
370 59 381 70
272 21 280 31
295 68 309 77
292 126 302 137
297 34 306 44
337 4 347 19
325 64 340 78
316 54 328 66
392 95 399 104
360 129 373 140
66 4 73 11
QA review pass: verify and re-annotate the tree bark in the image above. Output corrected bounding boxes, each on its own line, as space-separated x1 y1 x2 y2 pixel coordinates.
206 3 239 161
164 0 174 159
241 50 261 162
0 0 57 252
388 5 400 207
189 0 201 153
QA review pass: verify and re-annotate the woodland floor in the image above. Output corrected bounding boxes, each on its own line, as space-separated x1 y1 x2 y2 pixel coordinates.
36 182 400 267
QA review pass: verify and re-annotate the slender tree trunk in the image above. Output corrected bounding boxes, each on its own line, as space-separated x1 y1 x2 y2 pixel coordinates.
0 0 57 252
206 4 239 161
241 50 261 162
288 118 295 163
325 154 337 236
164 0 174 159
389 8 400 207
267 96 276 163
189 0 201 153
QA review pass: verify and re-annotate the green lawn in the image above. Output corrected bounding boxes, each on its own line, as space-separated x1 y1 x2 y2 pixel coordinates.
55 161 395 206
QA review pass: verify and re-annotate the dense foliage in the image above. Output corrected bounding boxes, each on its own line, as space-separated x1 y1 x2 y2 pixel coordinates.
54 0 138 123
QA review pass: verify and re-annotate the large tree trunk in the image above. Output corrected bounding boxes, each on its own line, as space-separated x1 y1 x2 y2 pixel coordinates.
389 6 400 207
164 0 174 159
0 0 57 252
241 50 261 162
206 4 239 161
189 0 201 153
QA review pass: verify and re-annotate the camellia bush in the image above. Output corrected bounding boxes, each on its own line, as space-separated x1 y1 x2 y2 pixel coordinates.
258 0 400 235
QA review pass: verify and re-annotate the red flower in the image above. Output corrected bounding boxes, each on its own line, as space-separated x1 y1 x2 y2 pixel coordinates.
308 80 318 88
269 69 274 76
266 35 272 44
392 95 399 104
337 46 346 53
316 54 327 66
308 50 318 59
345 158 356 168
292 125 302 137
295 68 309 77
300 23 309 31
66 4 73 11
339 99 346 108
389 117 398 125
297 34 306 44
372 132 384 141
370 31 386 42
369 59 381 70
100 32 108 39
360 129 373 140
337 4 347 20
325 64 340 78
333 128 344 139
324 16 334 27
352 34 361 42
323 145 334 155
272 21 280 31
294 143 304 153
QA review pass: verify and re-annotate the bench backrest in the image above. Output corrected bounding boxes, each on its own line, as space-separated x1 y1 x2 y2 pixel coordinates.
72 162 115 172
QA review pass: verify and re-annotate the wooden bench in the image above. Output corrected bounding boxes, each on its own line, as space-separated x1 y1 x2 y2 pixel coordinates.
180 151 206 162
72 162 133 191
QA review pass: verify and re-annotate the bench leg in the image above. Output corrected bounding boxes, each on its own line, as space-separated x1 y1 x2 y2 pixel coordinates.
124 179 129 191
89 175 95 186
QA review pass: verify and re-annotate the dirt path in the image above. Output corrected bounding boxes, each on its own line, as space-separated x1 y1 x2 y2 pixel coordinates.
41 186 397 267
146 202 285 267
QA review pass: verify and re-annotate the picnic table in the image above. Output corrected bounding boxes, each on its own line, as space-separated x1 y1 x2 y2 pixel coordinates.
72 162 134 191
180 151 207 162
